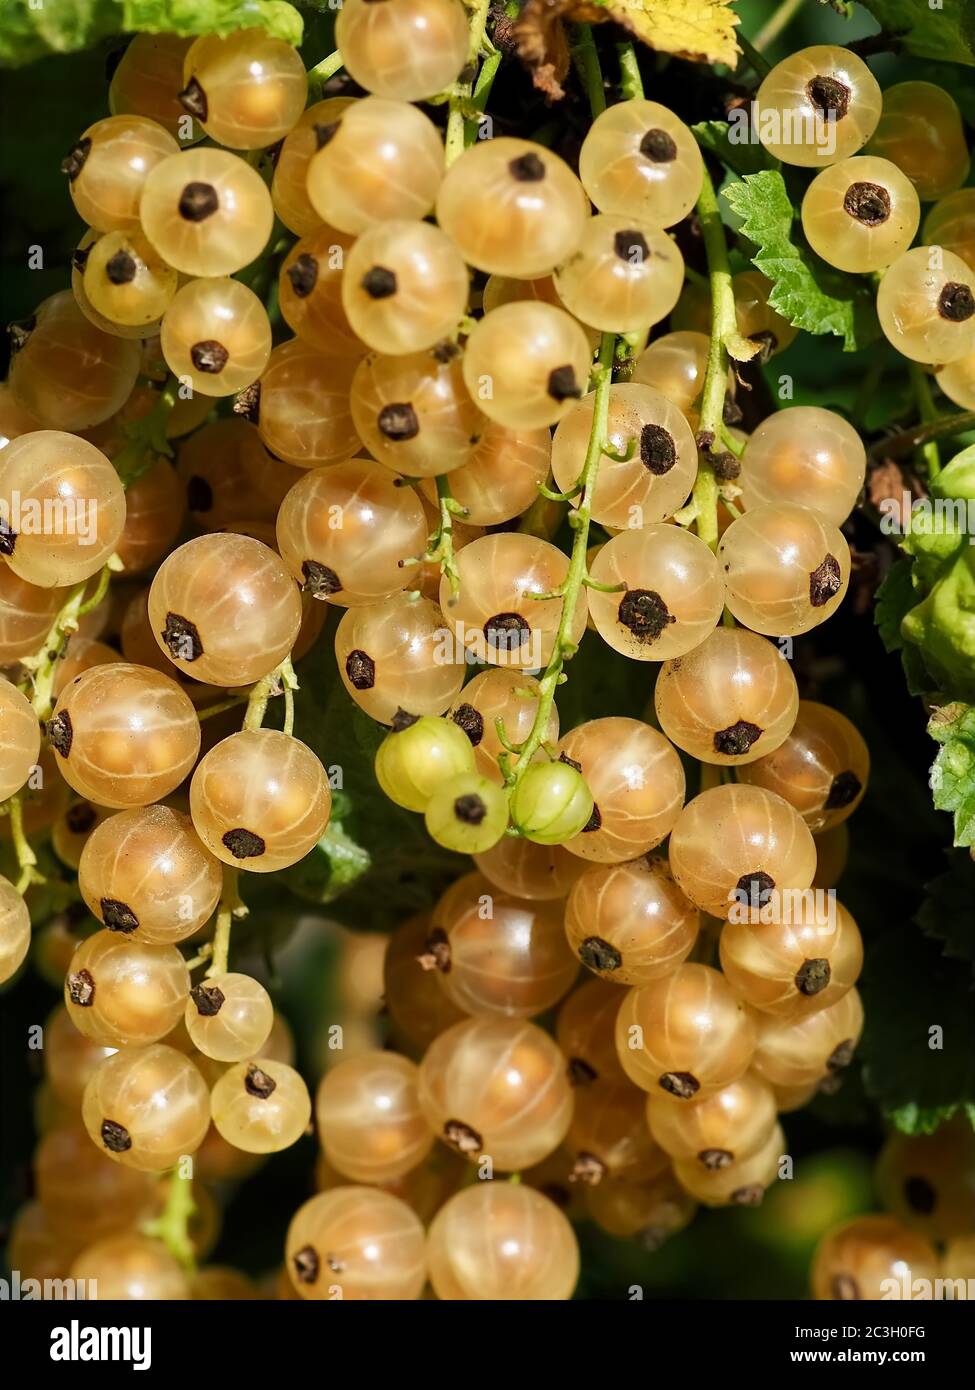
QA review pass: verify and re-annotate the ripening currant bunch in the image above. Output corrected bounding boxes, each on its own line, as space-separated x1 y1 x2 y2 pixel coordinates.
1 0 974 1307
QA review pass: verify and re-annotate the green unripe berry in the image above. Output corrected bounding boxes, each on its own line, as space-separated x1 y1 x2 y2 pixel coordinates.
424 773 510 853
509 759 594 846
374 715 476 812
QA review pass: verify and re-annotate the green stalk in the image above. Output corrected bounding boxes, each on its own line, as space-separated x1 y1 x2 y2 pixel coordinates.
306 50 344 101
143 1168 197 1272
616 41 645 101
572 25 607 117
445 0 494 165
910 363 942 480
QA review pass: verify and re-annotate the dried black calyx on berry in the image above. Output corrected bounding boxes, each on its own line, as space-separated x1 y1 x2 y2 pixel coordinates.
292 1246 319 1284
245 1063 277 1098
100 1119 132 1153
390 708 420 732
568 1057 597 1086
618 588 675 644
640 423 677 475
809 553 842 607
178 181 219 222
222 828 266 860
101 899 139 934
162 612 204 662
904 1176 936 1215
362 266 397 299
509 152 545 182
72 247 91 274
713 719 762 757
711 451 741 482
640 128 677 162
0 517 18 557
578 936 622 973
736 870 775 910
559 752 583 773
47 710 74 757
68 968 95 1007
287 254 319 298
190 340 229 374
826 769 862 809
806 74 851 120
938 282 975 322
699 1148 734 1170
731 1184 765 1207
186 475 214 513
795 957 831 996
831 1274 860 1300
314 120 340 150
233 381 261 422
827 1038 855 1071
443 1120 482 1154
582 803 601 833
105 250 138 285
432 340 459 363
547 365 581 402
301 560 341 599
61 137 92 181
659 1071 700 1099
7 315 35 356
570 1152 606 1186
614 230 649 263
66 801 97 834
454 793 487 826
451 703 483 746
345 648 376 690
191 983 226 1017
178 77 208 121
484 612 529 651
843 181 891 226
418 926 451 974
377 402 419 440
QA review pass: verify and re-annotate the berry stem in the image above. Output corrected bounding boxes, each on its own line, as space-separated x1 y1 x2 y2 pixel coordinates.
9 793 43 895
112 376 178 486
867 409 975 462
753 0 805 53
616 41 645 101
205 867 247 979
196 694 250 721
242 656 298 731
445 0 494 165
908 363 942 480
735 33 773 79
504 331 617 788
306 49 344 101
410 475 465 599
182 942 214 972
142 1166 197 1272
573 25 607 117
20 564 114 721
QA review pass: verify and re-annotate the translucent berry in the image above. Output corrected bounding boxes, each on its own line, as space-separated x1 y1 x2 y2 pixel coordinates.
554 215 685 332
578 100 704 228
509 760 594 847
811 1214 939 1301
185 973 273 1063
462 302 593 430
160 277 271 397
750 986 864 1088
674 1121 785 1207
65 930 189 1047
565 856 699 986
646 1072 777 1168
737 701 869 832
341 220 469 355
210 1058 311 1154
286 1187 426 1300
315 1051 433 1183
374 715 476 812
351 346 485 477
336 0 469 103
720 897 863 1019
867 82 970 202
739 406 866 524
179 29 307 150
63 114 179 231
801 156 920 274
334 592 465 724
755 45 882 167
139 147 273 277
877 245 975 365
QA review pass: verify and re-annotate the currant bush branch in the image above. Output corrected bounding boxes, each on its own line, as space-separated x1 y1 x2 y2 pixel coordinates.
868 409 975 463
143 1166 196 1272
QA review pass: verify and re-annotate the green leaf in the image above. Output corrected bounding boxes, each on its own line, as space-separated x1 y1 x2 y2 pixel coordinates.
874 556 914 653
691 119 777 177
915 853 975 972
722 170 879 352
0 0 304 66
858 0 975 64
928 702 975 847
888 1102 975 1138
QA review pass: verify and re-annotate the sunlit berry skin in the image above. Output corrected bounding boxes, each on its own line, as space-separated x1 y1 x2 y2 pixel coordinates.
924 189 975 274
418 1016 574 1171
737 701 869 833
551 383 697 529
190 729 330 873
47 664 201 809
556 979 629 1086
384 914 467 1053
139 148 274 278
335 593 464 725
811 1214 939 1301
278 224 360 356
115 458 186 576
9 291 141 432
937 351 975 409
428 1181 579 1300
555 216 685 333
720 897 863 1020
351 347 485 477
578 100 704 228
556 718 685 863
463 302 593 431
718 503 851 637
750 986 864 1089
337 0 469 102
315 1051 433 1183
669 784 816 919
161 277 271 397
148 533 302 687
755 45 882 167
271 96 355 236
630 330 711 422
585 1168 696 1242
588 524 725 660
441 532 588 671
616 963 755 1101
428 880 578 1018
342 220 469 355
565 856 699 987
307 96 445 234
109 33 201 141
286 1187 427 1300
801 155 920 276
450 669 560 786
674 1121 784 1208
867 82 970 203
654 628 800 767
180 29 307 150
50 637 122 701
437 137 588 279
70 1233 190 1300
0 676 40 803
420 420 552 528
211 1058 311 1153
732 271 798 360
82 1043 209 1170
0 430 126 588
567 1079 669 1185
473 840 583 908
0 873 31 985
877 245 975 365
875 1116 975 1242
71 228 164 341
742 413 863 529
647 1071 777 1169
82 229 178 327
63 114 179 231
65 928 189 1047
251 338 361 469
78 805 222 945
